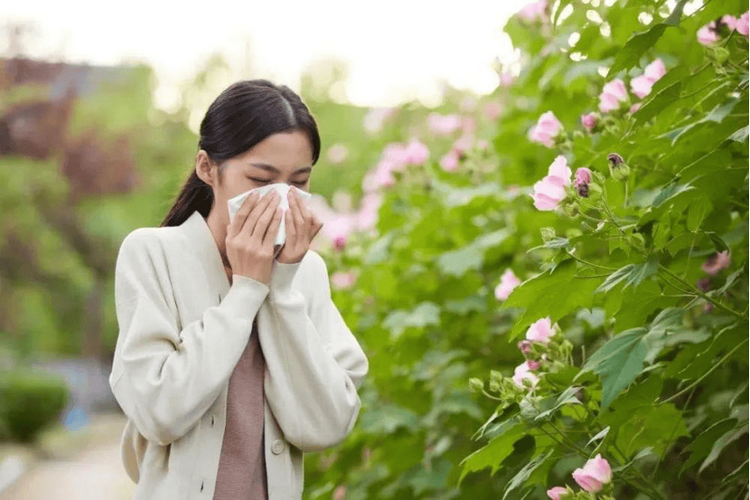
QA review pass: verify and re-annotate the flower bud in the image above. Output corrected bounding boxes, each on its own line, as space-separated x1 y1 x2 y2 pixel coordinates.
489 378 501 392
696 277 711 292
518 340 532 354
540 227 556 243
562 200 579 217
607 153 630 180
469 378 484 393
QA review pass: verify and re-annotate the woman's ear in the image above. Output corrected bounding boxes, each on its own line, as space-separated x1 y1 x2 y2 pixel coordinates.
195 150 217 187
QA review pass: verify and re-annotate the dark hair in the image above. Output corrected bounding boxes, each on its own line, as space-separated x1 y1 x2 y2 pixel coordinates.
160 79 321 227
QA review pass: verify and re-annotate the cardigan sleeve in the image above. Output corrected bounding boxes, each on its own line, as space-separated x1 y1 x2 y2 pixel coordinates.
260 250 368 452
109 229 270 446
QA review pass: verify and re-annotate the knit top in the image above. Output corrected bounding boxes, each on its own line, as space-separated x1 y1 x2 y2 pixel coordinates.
212 316 268 499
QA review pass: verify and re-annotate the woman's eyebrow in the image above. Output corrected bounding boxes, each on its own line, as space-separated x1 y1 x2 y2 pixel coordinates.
249 162 312 174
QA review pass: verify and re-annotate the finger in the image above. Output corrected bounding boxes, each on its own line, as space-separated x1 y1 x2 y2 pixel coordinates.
310 213 324 240
288 189 306 238
250 192 281 240
284 207 297 246
246 191 279 238
228 191 259 238
263 204 284 247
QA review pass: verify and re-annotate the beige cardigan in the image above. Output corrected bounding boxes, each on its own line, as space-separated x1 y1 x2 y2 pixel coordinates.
109 210 368 500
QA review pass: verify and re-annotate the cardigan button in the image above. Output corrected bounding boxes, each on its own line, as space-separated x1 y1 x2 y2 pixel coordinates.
271 439 285 455
211 416 214 426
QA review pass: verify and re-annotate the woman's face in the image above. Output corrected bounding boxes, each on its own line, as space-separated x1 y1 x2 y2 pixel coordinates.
197 129 315 228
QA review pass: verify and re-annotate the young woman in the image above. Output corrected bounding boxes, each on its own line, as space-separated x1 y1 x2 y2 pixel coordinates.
109 79 368 500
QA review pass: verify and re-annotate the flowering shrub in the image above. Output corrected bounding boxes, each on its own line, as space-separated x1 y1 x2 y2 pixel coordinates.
304 0 749 499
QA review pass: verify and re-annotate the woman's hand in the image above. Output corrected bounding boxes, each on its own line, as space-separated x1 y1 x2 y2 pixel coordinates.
275 188 323 264
225 190 283 286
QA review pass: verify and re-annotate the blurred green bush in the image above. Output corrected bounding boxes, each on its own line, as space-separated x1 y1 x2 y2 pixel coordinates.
0 368 70 443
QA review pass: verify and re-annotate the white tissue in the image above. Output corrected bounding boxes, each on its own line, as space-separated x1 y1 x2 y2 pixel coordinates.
227 183 312 246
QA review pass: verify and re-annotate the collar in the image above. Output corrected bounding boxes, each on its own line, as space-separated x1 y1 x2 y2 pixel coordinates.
179 210 231 297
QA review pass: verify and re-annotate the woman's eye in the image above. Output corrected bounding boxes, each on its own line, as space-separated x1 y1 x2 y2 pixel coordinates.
249 178 307 186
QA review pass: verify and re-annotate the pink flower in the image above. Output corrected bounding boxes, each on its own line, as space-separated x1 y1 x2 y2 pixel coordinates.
574 167 592 197
322 214 356 251
644 58 667 81
702 250 731 275
512 361 540 388
331 271 356 290
630 58 667 98
547 486 568 500
362 165 395 192
572 454 612 493
630 74 654 99
484 102 503 120
580 112 597 132
548 155 572 184
629 102 642 113
440 150 460 172
531 155 572 211
526 317 555 343
452 134 475 155
598 79 629 113
333 485 347 500
327 144 349 164
355 192 382 231
574 167 591 186
517 340 532 354
427 113 462 136
404 139 429 165
526 359 541 371
722 14 738 31
517 0 547 22
529 111 563 148
532 177 566 210
495 268 521 300
697 22 720 45
737 12 749 36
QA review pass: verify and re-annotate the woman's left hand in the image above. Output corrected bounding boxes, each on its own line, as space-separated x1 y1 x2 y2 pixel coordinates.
275 188 324 264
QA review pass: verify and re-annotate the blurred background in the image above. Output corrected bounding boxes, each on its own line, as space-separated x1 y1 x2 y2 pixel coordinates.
1 0 747 499
0 1 528 498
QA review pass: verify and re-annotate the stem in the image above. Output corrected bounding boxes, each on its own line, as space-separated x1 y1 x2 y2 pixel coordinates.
662 337 749 404
567 251 618 271
658 265 745 319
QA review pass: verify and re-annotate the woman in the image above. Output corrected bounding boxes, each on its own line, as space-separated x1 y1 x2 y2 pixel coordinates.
109 79 368 500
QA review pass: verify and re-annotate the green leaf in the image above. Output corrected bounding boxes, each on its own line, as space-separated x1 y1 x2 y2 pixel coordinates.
383 301 441 339
686 195 712 232
460 422 525 483
594 256 659 294
607 24 668 77
729 125 749 142
502 450 554 500
699 407 749 473
502 259 601 339
633 81 682 126
363 233 393 264
360 405 420 435
579 327 649 407
680 418 738 476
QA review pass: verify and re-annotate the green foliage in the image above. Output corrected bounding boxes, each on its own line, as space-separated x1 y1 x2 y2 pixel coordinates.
302 0 749 499
0 368 70 443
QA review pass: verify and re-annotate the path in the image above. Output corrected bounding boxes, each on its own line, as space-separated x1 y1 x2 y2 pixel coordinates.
0 413 136 500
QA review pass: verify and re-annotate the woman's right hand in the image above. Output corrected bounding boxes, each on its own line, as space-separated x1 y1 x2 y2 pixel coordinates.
225 190 283 286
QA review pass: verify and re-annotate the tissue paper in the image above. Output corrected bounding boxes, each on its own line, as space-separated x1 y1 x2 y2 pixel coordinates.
227 183 312 247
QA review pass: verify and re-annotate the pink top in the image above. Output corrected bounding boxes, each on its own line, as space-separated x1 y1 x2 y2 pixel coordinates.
213 317 268 499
